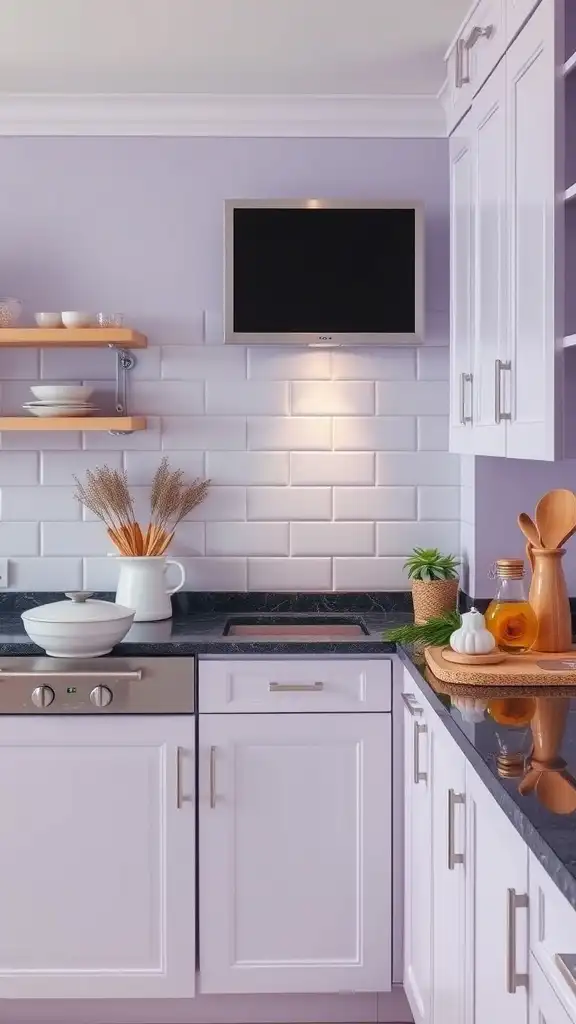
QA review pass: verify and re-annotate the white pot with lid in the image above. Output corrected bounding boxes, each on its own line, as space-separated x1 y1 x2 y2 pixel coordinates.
21 592 135 658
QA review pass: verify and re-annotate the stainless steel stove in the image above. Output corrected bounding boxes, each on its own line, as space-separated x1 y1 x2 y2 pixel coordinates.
0 656 194 714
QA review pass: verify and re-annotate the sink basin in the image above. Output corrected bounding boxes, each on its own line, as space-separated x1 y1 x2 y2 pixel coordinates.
223 615 369 638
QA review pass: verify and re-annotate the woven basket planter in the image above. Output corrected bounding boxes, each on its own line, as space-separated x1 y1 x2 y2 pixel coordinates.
412 578 459 625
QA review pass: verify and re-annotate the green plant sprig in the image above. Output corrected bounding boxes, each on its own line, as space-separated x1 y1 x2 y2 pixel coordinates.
404 546 460 581
382 609 461 647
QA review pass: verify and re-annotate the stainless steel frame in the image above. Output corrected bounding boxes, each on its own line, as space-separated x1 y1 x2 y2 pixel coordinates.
224 198 425 346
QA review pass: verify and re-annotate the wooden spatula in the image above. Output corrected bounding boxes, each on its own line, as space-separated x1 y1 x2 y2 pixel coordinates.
534 489 576 549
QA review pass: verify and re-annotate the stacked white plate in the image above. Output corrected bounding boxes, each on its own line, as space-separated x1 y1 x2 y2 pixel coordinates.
24 385 97 418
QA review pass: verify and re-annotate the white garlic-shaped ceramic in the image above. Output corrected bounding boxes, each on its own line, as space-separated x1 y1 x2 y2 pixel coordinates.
449 608 496 655
451 696 487 723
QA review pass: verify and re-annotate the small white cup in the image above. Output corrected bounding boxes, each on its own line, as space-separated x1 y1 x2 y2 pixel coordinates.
35 312 63 328
61 311 93 328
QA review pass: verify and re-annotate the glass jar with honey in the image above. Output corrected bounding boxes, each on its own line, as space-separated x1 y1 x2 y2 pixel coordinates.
484 558 538 653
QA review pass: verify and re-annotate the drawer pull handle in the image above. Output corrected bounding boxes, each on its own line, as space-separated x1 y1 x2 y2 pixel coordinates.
465 24 494 51
506 888 529 993
401 692 423 717
209 746 217 809
555 954 576 996
269 681 324 692
413 722 427 785
495 359 512 423
176 746 183 809
448 789 465 870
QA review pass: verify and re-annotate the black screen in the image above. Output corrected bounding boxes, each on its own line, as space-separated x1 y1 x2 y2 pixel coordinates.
232 207 416 335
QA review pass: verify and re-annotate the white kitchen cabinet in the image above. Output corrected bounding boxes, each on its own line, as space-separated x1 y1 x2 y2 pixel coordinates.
530 854 576 1021
465 765 529 1024
402 680 432 1024
430 724 466 1024
444 0 505 134
508 0 544 46
198 711 391 995
0 715 196 999
449 107 476 455
530 955 575 1024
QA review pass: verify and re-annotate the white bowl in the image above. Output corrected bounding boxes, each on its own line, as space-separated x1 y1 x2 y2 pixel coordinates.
61 311 93 328
34 312 63 328
22 595 135 658
23 404 96 418
31 385 94 403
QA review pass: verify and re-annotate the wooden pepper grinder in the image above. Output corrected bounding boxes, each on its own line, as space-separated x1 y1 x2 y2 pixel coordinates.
529 548 572 653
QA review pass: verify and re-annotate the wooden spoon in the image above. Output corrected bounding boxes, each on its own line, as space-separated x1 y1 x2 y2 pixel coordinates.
534 489 576 549
535 770 576 814
518 512 541 548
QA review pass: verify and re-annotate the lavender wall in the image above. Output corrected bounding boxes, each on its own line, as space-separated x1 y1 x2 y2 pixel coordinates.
0 137 456 591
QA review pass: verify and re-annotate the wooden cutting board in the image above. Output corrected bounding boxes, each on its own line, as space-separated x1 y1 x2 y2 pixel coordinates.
425 646 576 687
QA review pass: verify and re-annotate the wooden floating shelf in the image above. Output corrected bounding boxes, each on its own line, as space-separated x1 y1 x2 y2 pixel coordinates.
565 183 576 202
0 328 147 348
564 50 576 76
0 416 146 432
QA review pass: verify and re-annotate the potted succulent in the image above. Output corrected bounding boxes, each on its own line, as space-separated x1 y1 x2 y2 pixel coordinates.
405 547 460 624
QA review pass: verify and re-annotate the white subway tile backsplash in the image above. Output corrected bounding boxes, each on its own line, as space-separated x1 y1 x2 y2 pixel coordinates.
2 487 80 522
333 416 416 451
376 381 449 415
162 416 247 451
181 556 248 591
83 418 162 451
248 348 331 380
248 487 331 521
248 417 331 451
291 452 374 486
206 381 288 415
83 556 121 591
417 415 449 451
291 381 374 416
334 487 416 521
41 522 111 556
125 450 204 485
291 522 374 556
165 521 206 556
207 451 289 485
0 452 39 484
1 430 81 450
376 520 460 556
333 557 407 590
418 485 461 521
11 557 82 591
162 346 246 380
417 346 450 381
331 349 416 381
207 521 289 556
1 349 39 380
41 348 114 381
132 381 204 416
0 523 39 555
41 451 121 485
187 486 246 521
248 557 332 591
377 451 460 486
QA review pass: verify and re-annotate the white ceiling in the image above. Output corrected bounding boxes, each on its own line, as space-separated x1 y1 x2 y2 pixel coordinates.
2 0 469 96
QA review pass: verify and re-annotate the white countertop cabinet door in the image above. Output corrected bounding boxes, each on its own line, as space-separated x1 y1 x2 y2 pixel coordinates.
449 107 476 455
0 715 196 999
198 711 392 995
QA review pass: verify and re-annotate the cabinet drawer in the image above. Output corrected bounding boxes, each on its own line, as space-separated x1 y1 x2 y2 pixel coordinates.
199 659 391 713
530 854 576 1020
445 0 505 134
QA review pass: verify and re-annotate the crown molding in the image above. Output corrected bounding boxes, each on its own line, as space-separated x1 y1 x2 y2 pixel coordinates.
0 92 447 137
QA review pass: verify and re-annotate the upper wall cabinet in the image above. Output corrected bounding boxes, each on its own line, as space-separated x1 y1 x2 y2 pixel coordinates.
449 0 569 461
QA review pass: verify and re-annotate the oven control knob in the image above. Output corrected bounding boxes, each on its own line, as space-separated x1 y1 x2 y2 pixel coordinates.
31 685 55 708
90 685 113 708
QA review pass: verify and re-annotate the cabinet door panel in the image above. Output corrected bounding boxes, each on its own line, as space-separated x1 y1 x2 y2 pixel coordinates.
0 716 195 999
402 683 432 1024
506 0 561 460
472 59 508 456
530 954 574 1024
199 713 391 994
466 766 529 1024
431 725 466 1024
449 110 476 455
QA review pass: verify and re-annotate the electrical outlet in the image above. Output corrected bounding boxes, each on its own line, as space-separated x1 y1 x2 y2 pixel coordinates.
0 558 8 588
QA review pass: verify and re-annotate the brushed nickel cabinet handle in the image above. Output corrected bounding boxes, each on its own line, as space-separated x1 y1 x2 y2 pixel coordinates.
176 746 183 809
506 888 529 993
555 954 576 996
448 789 465 870
401 692 423 717
413 722 427 785
459 372 473 424
456 38 469 87
495 359 512 423
465 24 494 50
209 745 217 809
269 681 324 692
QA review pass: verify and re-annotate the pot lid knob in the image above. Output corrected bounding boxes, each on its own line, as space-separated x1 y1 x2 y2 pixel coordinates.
64 591 94 603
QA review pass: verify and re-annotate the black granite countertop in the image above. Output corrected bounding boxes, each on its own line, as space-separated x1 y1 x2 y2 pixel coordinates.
399 646 576 913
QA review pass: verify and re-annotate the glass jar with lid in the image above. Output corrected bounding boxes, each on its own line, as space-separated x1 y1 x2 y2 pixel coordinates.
484 558 538 653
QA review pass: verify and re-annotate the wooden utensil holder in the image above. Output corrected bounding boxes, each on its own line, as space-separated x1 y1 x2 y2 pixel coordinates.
529 547 572 653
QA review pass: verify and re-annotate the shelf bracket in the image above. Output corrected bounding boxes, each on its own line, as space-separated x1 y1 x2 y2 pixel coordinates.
108 345 136 435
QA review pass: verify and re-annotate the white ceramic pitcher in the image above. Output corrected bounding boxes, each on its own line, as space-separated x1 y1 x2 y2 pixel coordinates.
115 557 186 622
